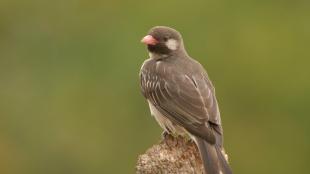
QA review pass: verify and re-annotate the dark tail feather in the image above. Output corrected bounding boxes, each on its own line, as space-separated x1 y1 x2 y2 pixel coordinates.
195 137 232 174
215 145 232 174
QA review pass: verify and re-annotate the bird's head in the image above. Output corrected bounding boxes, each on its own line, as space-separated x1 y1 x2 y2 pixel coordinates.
141 26 185 57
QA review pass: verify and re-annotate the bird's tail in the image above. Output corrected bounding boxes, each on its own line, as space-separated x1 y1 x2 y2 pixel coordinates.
195 137 232 174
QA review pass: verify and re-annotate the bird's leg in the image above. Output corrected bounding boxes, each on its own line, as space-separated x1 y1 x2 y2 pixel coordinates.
161 131 170 140
161 131 177 149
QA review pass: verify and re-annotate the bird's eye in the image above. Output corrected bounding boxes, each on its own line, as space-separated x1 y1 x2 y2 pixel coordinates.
163 36 169 41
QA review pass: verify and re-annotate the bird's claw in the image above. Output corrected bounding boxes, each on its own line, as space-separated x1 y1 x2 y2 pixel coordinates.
161 131 170 140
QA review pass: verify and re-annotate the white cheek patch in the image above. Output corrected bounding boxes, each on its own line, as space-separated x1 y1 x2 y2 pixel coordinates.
165 39 178 50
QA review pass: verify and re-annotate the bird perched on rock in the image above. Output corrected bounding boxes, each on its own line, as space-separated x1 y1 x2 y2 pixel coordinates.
139 26 232 174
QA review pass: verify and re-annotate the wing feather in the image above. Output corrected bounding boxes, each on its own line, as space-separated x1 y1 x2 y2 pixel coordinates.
140 59 221 142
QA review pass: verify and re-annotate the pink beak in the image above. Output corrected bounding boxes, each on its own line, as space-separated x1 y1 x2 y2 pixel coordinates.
141 35 158 45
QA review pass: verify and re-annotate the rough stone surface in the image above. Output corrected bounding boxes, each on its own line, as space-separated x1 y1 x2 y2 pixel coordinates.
136 135 204 174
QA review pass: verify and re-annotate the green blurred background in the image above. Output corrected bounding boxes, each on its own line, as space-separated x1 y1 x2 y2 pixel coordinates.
0 0 309 173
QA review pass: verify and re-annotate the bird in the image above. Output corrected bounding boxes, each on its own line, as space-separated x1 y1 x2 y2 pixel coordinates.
139 26 232 174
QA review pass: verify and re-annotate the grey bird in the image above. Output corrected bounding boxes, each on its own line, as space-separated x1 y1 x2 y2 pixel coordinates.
139 26 232 174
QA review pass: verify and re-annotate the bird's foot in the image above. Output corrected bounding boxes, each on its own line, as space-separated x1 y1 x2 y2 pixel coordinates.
161 131 170 140
161 131 177 149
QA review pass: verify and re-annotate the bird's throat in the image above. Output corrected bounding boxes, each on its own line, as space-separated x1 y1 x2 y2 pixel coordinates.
149 52 169 60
